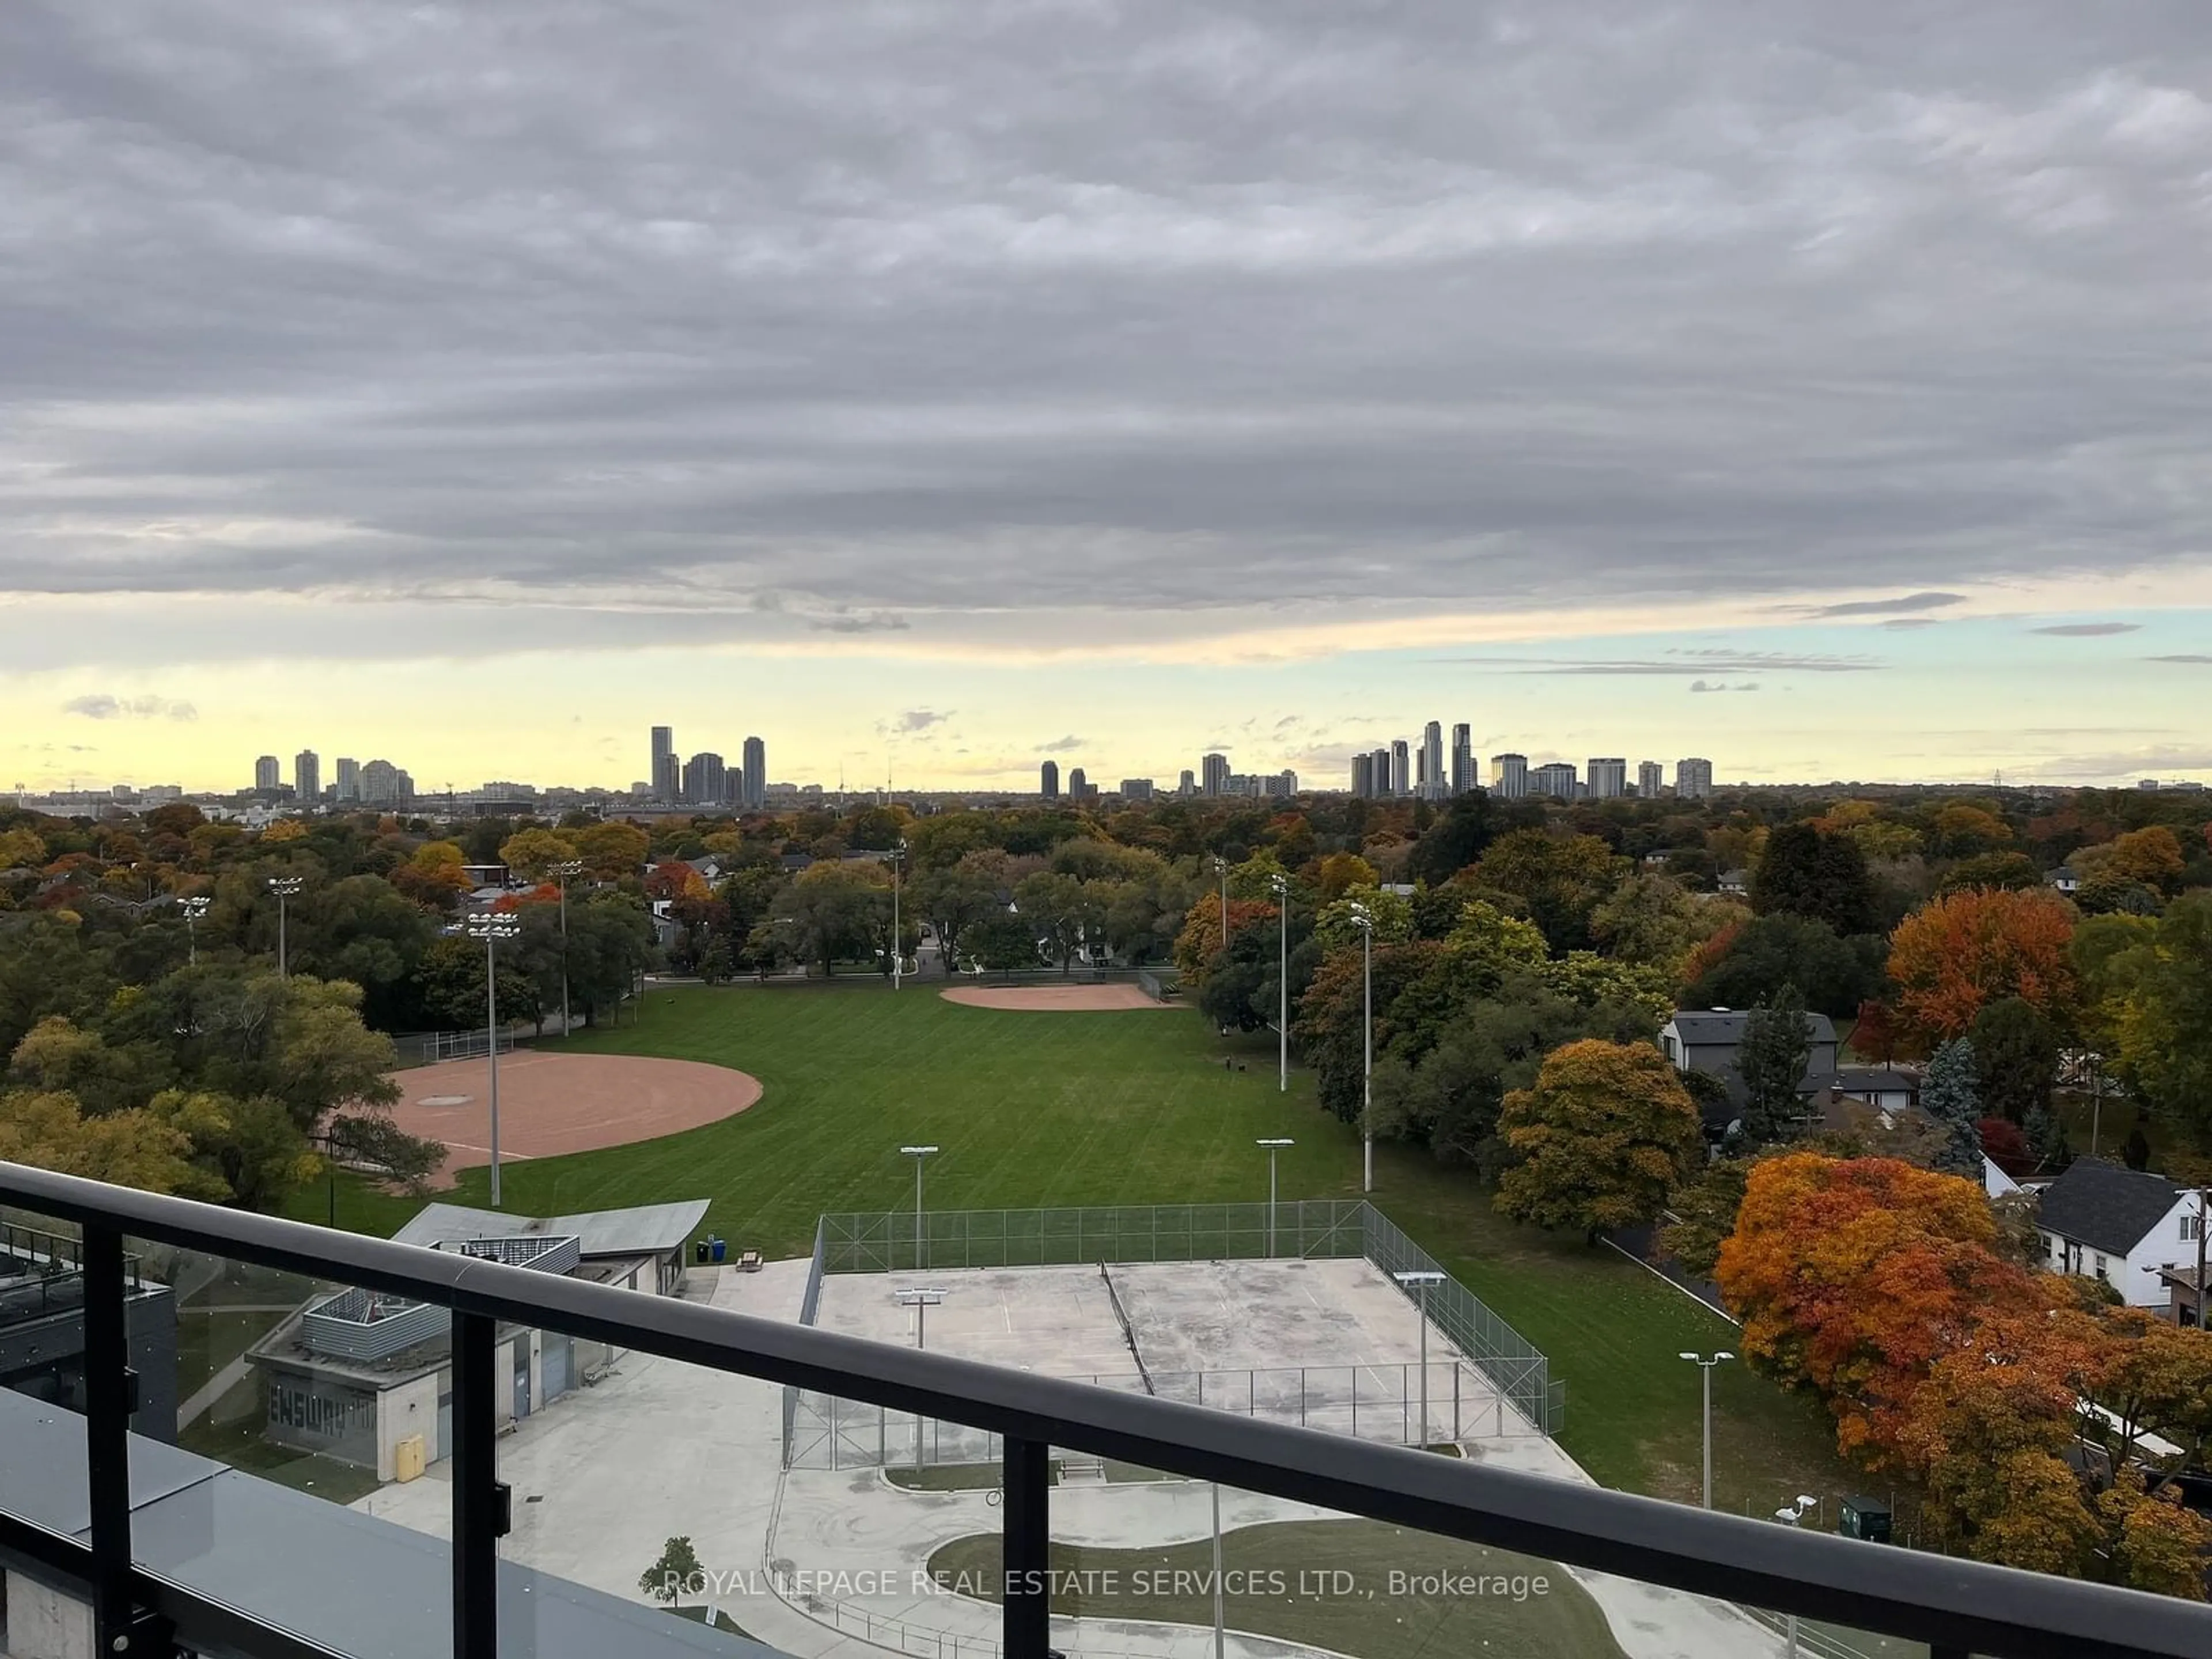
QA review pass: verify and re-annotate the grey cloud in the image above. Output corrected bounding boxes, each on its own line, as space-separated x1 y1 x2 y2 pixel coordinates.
4 3 2212 662
61 692 196 721
1689 680 1762 693
2030 622 2143 636
1440 650 1881 675
2149 653 2212 663
1880 618 1945 631
1037 735 1084 753
889 710 953 733
1797 592 1966 619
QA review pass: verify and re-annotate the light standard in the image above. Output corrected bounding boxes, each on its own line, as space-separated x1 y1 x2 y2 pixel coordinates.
180 896 210 967
891 838 908 990
1348 902 1375 1194
1393 1269 1445 1446
1256 1138 1293 1256
1267 873 1288 1092
893 1289 948 1467
465 912 522 1207
1213 856 1229 948
1677 1351 1735 1510
554 859 584 1037
900 1144 938 1269
267 876 305 978
1774 1494 1821 1658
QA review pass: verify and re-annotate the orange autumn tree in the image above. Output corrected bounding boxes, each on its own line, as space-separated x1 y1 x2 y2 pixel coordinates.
1885 886 2077 1044
1716 1153 2055 1460
1172 896 1279 984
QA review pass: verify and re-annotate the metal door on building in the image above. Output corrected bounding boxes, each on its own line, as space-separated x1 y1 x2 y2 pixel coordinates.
513 1353 532 1421
541 1335 571 1403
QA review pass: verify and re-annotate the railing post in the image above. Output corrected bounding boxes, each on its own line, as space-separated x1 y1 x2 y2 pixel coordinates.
1001 1435 1052 1659
452 1310 506 1658
82 1225 156 1656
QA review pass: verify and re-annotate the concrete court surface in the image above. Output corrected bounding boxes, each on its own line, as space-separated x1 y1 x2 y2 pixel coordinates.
353 1254 1785 1659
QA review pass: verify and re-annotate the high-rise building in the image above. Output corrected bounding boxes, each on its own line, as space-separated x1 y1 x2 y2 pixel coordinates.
1531 761 1578 798
1587 758 1626 800
1421 722 1445 800
1177 769 1196 796
1119 778 1154 801
253 755 281 792
650 726 679 802
1351 753 1373 797
1676 757 1714 800
741 736 767 809
1490 753 1529 800
1369 748 1392 799
1201 753 1230 796
1637 760 1665 798
681 752 726 804
1040 760 1060 799
359 759 413 806
1388 740 1410 797
1068 767 1089 798
1450 724 1474 796
334 757 361 802
294 749 320 805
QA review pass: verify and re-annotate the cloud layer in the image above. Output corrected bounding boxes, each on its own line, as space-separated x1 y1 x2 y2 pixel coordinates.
3 2 2211 671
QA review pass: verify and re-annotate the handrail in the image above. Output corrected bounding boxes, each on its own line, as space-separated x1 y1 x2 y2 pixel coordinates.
3 1160 2211 1659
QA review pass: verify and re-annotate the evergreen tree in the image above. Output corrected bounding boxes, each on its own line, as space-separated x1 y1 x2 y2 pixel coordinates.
1736 983 1812 1144
2023 1100 2070 1173
1923 1037 1983 1177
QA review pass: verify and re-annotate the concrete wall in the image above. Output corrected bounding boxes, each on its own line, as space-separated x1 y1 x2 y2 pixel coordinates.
0 1289 177 1444
3 1569 93 1659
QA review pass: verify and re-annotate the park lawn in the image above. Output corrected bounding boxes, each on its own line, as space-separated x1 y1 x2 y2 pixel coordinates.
305 983 1862 1512
927 1518 1624 1659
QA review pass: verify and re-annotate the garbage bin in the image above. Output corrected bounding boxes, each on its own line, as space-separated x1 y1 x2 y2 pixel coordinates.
709 1236 726 1263
694 1238 709 1264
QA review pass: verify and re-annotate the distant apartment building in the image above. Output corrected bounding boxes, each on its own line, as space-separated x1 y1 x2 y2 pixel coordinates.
359 759 414 806
1040 760 1060 800
1201 753 1231 796
293 749 321 805
741 736 767 810
681 752 726 805
1450 724 1473 796
1351 753 1374 797
650 726 679 802
1119 778 1154 801
1676 757 1714 800
1531 761 1578 798
1637 760 1664 798
253 755 281 792
334 757 361 802
1269 770 1298 797
1177 770 1196 796
1069 767 1092 798
1388 740 1410 797
1421 722 1445 800
1490 753 1528 800
1586 758 1626 800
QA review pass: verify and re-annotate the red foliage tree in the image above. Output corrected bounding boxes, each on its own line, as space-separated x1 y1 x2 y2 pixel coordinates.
1886 887 2077 1044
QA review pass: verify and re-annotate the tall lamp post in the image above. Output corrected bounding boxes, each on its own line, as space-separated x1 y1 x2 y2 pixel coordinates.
1678 1351 1734 1511
267 876 305 978
893 1289 948 1467
1256 1138 1293 1256
180 896 210 967
901 1144 939 1268
1393 1269 1445 1446
1212 856 1229 947
1348 902 1375 1193
891 838 908 990
554 859 584 1037
1267 872 1288 1092
466 912 522 1207
1774 1494 1820 1658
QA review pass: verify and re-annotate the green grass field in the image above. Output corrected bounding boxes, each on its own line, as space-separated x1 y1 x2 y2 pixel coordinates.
306 982 1861 1515
927 1519 1625 1659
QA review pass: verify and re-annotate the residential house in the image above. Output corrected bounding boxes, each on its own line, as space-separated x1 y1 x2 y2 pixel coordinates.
1658 1009 1838 1117
2033 1160 2207 1308
2048 867 2081 896
1717 869 1750 896
1801 1067 1917 1112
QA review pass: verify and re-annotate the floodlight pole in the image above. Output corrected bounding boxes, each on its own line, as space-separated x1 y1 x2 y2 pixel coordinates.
902 1145 939 1269
892 838 908 990
1268 874 1289 1092
467 913 522 1207
1678 1351 1735 1510
181 896 209 967
1394 1271 1444 1446
268 876 305 978
1350 904 1374 1193
1213 856 1228 948
1257 1138 1293 1256
555 859 584 1037
1211 1482 1225 1659
895 1290 948 1468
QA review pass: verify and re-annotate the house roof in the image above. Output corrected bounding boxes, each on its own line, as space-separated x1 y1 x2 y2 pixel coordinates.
393 1200 710 1259
2036 1159 2187 1256
1804 1067 1918 1094
1666 1009 1837 1045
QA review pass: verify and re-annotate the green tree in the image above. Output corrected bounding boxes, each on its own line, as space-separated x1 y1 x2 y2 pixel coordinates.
1402 792 1510 885
1470 830 1624 955
412 938 540 1036
1660 1157 1752 1279
1969 997 2060 1126
1735 984 1811 1145
911 860 1005 975
641 1536 704 1609
1013 871 1106 973
2090 893 2212 1149
498 827 579 884
1751 822 1876 936
1681 912 1887 1017
1494 1039 1703 1241
774 863 888 976
1922 1037 1983 1177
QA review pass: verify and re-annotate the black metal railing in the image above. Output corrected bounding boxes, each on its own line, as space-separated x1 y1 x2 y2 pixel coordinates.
2 1160 2210 1659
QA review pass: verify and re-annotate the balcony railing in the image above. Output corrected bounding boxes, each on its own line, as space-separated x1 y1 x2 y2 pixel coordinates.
3 1157 2210 1659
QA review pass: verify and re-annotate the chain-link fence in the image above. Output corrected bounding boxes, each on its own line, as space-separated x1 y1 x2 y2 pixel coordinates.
784 1200 1559 1467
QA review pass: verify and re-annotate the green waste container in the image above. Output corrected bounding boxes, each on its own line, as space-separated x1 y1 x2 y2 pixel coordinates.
1839 1496 1893 1543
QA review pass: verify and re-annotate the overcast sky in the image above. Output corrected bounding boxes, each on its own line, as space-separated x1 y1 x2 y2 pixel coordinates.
5 1 2210 791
